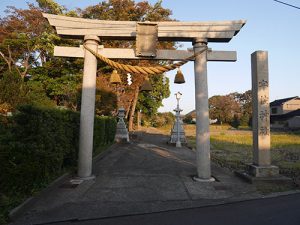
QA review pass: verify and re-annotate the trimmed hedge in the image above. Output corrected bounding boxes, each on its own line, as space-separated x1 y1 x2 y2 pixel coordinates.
0 105 116 196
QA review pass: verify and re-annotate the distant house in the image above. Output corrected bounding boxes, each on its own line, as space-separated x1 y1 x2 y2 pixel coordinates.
270 96 300 129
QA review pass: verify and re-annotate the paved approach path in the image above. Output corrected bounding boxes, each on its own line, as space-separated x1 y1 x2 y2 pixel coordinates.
42 193 300 225
12 130 265 225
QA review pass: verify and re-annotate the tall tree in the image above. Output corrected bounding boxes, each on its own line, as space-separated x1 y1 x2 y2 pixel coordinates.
80 0 174 130
229 90 252 126
0 6 48 78
209 95 240 124
0 1 85 110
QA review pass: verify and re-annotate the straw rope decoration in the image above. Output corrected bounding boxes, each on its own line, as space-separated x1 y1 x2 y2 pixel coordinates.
83 44 208 75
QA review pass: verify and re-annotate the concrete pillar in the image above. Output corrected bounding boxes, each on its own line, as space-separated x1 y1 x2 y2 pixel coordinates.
193 38 214 181
249 51 278 177
78 35 100 179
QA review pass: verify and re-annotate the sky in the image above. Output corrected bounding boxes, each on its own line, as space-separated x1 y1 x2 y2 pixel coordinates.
1 0 299 114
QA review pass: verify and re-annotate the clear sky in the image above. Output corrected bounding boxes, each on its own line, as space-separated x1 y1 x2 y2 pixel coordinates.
1 0 299 114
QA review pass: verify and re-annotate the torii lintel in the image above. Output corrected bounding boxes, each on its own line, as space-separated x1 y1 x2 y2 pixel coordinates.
43 13 246 42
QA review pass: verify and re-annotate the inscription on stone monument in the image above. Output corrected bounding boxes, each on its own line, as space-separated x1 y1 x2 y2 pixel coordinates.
251 51 271 166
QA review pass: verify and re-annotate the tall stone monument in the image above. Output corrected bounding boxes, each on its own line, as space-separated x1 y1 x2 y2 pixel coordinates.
236 51 291 184
248 51 279 177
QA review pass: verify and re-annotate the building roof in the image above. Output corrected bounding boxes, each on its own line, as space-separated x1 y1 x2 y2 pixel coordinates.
271 109 300 121
270 96 299 107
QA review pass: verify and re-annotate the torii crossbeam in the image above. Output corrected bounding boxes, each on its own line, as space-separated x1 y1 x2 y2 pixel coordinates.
43 13 246 181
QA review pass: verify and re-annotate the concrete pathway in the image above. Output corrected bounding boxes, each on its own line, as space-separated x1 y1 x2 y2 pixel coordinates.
39 193 300 225
11 131 262 225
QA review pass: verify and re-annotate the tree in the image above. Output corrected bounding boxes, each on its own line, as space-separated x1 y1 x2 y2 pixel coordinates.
183 114 194 124
0 5 59 78
0 70 27 112
80 0 174 130
35 0 65 14
0 0 174 123
0 1 84 111
0 70 54 113
137 74 170 116
229 90 252 126
209 95 240 124
230 114 240 128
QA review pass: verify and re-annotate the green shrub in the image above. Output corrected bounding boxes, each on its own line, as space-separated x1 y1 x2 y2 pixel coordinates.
145 112 175 128
0 105 116 196
230 114 240 129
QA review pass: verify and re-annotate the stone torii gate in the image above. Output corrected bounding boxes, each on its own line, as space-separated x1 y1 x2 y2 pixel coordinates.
43 13 246 181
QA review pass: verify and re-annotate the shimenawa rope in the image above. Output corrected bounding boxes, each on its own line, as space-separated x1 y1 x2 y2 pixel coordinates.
83 44 207 75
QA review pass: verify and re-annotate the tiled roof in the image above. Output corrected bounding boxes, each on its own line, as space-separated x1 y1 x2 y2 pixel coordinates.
270 96 299 107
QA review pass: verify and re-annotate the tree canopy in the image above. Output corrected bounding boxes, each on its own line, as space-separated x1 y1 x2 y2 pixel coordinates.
0 0 173 127
185 90 252 127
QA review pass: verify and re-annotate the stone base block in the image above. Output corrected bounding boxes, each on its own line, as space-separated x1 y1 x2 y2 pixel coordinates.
247 164 279 177
235 171 293 186
193 176 215 182
114 133 129 143
76 175 96 181
235 164 293 186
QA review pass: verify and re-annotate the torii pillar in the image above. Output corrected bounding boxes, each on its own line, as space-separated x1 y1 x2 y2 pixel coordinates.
193 38 214 181
78 35 100 179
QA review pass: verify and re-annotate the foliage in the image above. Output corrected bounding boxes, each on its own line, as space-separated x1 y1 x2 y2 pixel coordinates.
144 112 175 128
0 104 116 194
229 90 252 126
137 74 171 116
80 0 174 128
94 76 118 116
208 90 252 126
0 70 27 112
0 105 116 222
0 2 83 113
35 0 65 14
183 114 194 124
0 5 57 77
209 94 240 124
230 114 240 128
80 0 172 23
0 70 55 113
0 0 175 128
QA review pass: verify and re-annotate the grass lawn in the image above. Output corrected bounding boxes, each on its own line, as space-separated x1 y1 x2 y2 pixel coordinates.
154 124 300 180
184 124 300 180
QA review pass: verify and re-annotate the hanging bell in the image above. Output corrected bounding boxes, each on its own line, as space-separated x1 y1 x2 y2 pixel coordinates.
110 69 122 84
140 77 153 91
174 68 185 84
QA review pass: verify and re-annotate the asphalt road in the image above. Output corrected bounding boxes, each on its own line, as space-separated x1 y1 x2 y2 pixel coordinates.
45 193 300 225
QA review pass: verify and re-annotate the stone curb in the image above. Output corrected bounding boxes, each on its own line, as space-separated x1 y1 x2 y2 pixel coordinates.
9 143 118 221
